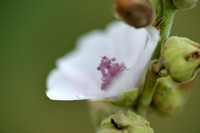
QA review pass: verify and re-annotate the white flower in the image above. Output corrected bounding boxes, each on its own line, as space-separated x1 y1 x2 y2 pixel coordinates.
46 21 160 101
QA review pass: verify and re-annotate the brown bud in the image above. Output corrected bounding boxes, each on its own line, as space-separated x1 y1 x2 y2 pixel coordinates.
114 0 155 28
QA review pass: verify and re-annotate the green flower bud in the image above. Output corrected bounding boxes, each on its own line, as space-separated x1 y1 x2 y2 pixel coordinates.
161 36 200 83
98 111 154 133
153 76 188 115
114 0 155 28
172 0 198 10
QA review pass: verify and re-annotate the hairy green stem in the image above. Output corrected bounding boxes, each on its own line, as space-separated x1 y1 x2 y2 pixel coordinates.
136 61 160 117
136 0 176 117
152 0 176 59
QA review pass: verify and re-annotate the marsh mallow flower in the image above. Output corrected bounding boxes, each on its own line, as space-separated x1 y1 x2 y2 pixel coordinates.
46 21 159 100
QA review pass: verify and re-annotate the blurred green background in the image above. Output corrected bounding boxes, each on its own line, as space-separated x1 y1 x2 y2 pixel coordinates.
0 0 199 133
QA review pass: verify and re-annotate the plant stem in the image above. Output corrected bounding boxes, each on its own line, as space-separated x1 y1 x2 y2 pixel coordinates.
136 0 176 117
152 0 176 59
136 61 160 117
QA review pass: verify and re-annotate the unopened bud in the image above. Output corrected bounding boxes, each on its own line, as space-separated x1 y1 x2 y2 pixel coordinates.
98 111 154 133
161 36 200 83
173 0 198 10
153 76 188 115
114 0 155 28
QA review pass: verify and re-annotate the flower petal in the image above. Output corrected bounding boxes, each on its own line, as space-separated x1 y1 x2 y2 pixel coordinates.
104 22 147 66
105 26 160 97
46 69 104 100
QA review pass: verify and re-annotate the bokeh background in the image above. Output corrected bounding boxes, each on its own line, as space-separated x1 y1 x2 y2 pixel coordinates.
0 0 200 133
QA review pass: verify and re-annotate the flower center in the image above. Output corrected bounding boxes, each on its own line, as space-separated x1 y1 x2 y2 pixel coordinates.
97 56 126 90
